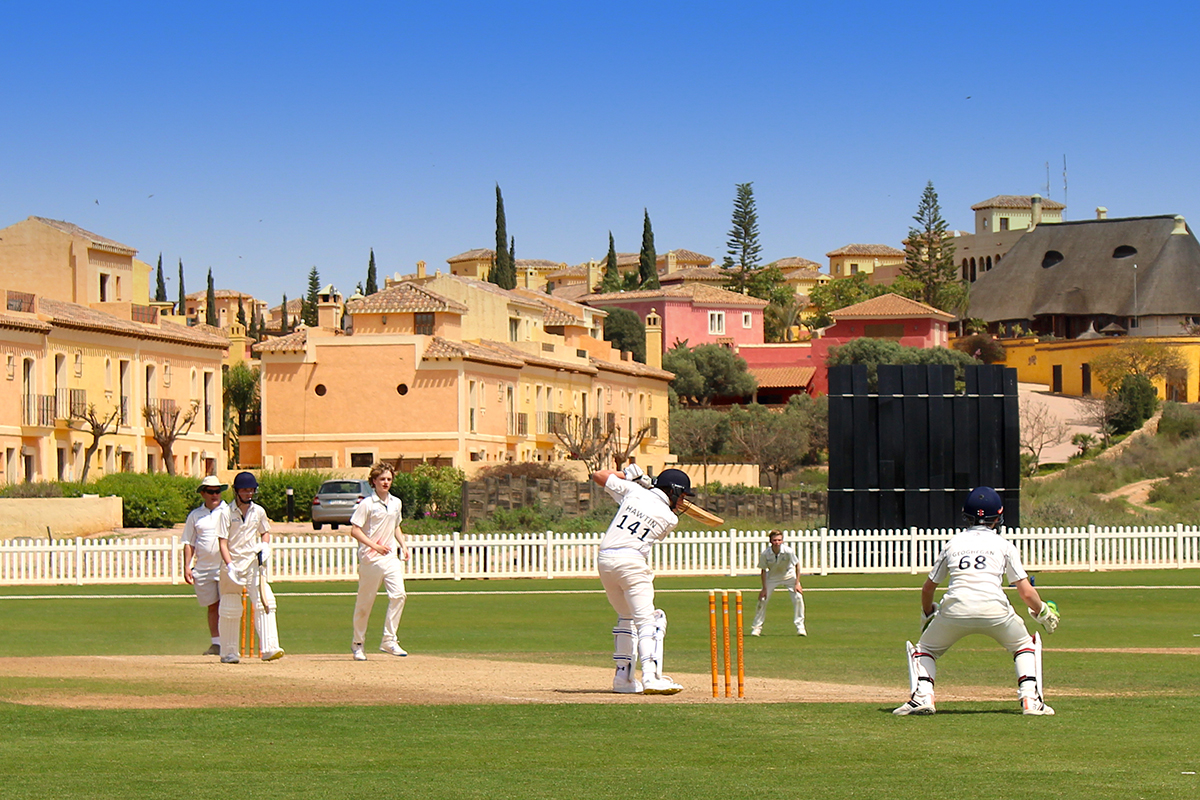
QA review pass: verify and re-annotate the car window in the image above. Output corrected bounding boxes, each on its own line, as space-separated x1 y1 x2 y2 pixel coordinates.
320 481 365 494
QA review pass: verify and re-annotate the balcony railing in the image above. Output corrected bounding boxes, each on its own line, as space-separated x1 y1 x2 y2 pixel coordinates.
22 394 55 427
130 304 158 324
118 396 130 426
55 389 88 420
508 412 529 437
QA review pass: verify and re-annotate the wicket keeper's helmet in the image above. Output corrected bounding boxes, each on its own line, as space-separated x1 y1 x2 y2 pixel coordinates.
653 468 695 510
963 486 1003 525
233 471 259 491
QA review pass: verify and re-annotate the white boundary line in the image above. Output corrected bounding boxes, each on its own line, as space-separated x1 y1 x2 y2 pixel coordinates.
0 585 1197 601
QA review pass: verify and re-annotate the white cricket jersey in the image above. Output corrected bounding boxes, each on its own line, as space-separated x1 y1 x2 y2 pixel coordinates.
758 544 799 580
350 491 403 562
222 502 271 562
598 475 679 559
928 525 1028 619
181 502 228 572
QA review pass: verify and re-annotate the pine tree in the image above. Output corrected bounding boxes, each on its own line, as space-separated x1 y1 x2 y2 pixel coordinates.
205 269 218 326
489 184 517 289
303 266 320 326
155 254 167 302
902 181 959 307
281 294 290 333
177 259 186 316
599 231 622 293
236 295 247 326
366 248 378 295
722 182 763 294
638 209 659 289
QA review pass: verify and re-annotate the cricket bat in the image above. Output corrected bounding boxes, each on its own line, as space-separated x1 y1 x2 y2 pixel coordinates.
677 498 724 526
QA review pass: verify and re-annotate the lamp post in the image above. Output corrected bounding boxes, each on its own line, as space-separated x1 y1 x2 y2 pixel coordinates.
1133 263 1139 333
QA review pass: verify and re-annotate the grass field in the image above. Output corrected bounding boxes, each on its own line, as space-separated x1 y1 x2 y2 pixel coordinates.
1 570 1197 799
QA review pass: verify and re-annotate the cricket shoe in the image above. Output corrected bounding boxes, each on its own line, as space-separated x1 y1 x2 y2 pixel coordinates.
380 642 408 657
261 649 285 662
892 696 936 715
613 678 644 694
351 644 367 661
220 654 240 664
1021 697 1055 716
203 643 221 656
643 676 683 695
749 629 762 637
796 625 807 637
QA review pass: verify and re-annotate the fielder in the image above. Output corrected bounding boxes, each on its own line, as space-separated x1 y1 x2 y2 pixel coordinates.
217 472 284 663
181 475 229 655
592 464 692 695
349 462 409 661
894 487 1060 716
750 530 806 636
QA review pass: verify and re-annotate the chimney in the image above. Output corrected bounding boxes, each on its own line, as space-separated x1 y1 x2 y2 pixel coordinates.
317 296 341 329
1173 215 1189 235
417 260 426 279
645 308 662 369
1096 207 1108 220
1030 194 1043 228
524 268 536 289
586 260 600 293
666 251 678 275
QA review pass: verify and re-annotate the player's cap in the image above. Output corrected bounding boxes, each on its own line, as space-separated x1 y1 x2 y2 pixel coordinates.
653 468 695 496
232 471 258 490
963 486 1003 523
197 475 228 492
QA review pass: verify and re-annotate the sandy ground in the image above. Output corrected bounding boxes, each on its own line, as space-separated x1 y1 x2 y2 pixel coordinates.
1018 382 1100 464
2 650 1193 710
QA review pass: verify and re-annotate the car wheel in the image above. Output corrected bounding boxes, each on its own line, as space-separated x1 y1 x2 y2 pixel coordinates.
313 522 322 531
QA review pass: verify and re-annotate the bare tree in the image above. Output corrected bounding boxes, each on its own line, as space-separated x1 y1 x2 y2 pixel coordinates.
608 421 652 470
68 403 120 483
1020 399 1070 475
144 400 199 476
1075 395 1124 449
669 407 729 486
552 414 615 474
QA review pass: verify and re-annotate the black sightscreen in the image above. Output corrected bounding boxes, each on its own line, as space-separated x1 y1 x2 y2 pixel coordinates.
828 364 1020 529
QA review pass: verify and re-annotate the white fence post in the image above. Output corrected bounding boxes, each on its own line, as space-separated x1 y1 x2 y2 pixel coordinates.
452 530 461 581
74 537 83 586
819 527 828 576
1088 524 1096 572
546 531 554 580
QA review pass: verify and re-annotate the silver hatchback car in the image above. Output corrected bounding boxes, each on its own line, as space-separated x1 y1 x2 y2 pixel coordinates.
310 479 373 530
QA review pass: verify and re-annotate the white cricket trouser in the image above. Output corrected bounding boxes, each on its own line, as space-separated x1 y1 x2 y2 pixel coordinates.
752 576 804 632
217 559 280 658
913 610 1037 699
353 554 407 646
598 551 661 679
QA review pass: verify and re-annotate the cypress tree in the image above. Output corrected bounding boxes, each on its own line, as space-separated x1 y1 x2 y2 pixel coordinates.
155 254 167 302
599 231 622 293
205 269 218 326
366 248 378 295
281 294 290 333
177 259 186 316
237 295 247 326
639 209 660 289
490 184 516 289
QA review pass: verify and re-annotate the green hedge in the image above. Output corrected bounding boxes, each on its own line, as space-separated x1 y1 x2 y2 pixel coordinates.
90 473 199 528
254 471 334 522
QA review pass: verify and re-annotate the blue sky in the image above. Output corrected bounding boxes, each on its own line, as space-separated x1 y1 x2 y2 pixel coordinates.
4 1 1199 304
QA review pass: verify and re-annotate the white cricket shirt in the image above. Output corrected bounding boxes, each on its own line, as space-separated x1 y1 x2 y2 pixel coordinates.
598 475 679 559
181 502 229 572
928 525 1029 619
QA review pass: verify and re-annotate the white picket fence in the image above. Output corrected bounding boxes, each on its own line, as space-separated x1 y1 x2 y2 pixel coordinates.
2 525 1198 586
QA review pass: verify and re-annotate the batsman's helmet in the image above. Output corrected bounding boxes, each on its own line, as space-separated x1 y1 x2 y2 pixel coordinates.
232 471 259 491
963 486 1003 526
653 468 695 510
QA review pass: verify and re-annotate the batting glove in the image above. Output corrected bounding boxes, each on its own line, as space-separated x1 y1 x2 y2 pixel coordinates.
1033 600 1059 633
622 463 653 489
257 543 272 566
921 602 939 632
225 562 247 586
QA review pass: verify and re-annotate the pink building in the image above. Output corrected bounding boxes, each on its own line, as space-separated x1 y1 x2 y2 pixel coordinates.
583 283 768 352
737 293 955 397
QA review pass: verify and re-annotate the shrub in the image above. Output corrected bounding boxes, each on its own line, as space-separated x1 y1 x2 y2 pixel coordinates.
1 481 64 498
698 482 772 495
1156 402 1200 441
255 470 334 522
472 462 575 481
90 473 197 527
1111 374 1157 434
392 464 465 520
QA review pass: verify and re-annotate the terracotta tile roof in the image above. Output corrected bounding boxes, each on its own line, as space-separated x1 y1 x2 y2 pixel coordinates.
35 297 229 348
477 340 599 374
424 273 551 310
446 248 494 262
825 244 905 257
186 289 259 301
549 283 593 302
661 249 714 265
422 337 527 367
590 355 674 381
547 263 589 279
771 256 823 270
830 292 955 321
749 366 816 388
0 311 51 333
782 267 829 281
585 283 769 307
269 298 305 315
660 267 730 284
253 329 309 353
346 282 469 314
29 216 137 255
971 195 1066 211
510 287 598 327
515 259 565 270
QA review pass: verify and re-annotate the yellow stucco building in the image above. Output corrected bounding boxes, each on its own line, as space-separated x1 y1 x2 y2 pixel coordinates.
826 244 906 282
253 273 675 475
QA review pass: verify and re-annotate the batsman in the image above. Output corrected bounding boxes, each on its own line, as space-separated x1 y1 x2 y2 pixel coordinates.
216 472 284 663
894 486 1060 716
591 463 695 695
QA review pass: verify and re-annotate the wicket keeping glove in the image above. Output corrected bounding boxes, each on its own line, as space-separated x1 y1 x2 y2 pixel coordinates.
921 602 939 632
1032 600 1059 633
622 463 653 489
